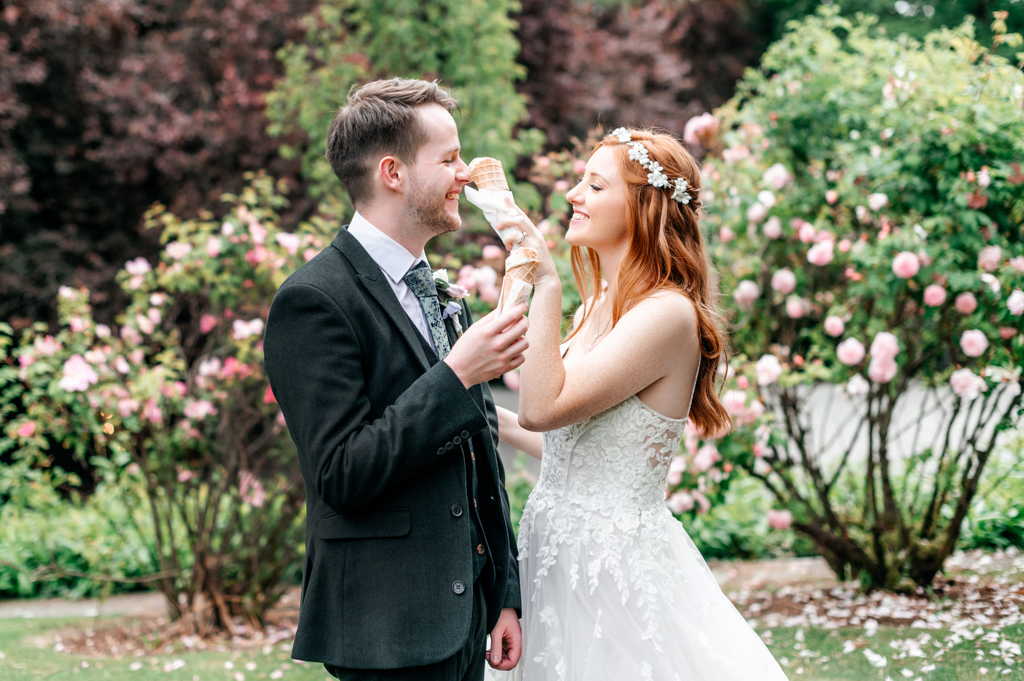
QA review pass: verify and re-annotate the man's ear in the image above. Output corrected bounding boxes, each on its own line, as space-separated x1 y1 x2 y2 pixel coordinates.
377 155 404 194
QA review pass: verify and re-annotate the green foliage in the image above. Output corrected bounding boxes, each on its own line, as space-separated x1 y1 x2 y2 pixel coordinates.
0 173 330 629
266 0 544 210
688 7 1024 588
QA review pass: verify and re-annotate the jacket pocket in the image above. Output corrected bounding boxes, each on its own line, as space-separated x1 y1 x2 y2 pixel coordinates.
319 508 411 539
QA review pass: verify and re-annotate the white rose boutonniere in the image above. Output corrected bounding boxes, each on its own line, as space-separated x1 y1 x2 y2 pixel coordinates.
433 268 467 336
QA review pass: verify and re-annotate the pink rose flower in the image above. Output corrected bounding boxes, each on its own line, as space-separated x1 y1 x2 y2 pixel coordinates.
737 376 749 389
553 180 569 192
955 292 977 314
923 285 947 307
17 421 36 438
184 399 218 419
868 356 898 383
683 112 719 146
844 374 870 397
798 222 816 243
239 471 266 507
165 241 192 260
115 355 131 374
304 248 317 262
125 257 151 276
785 296 808 319
978 245 1001 273
1009 256 1024 273
479 285 499 303
891 251 920 279
999 327 1015 339
248 220 267 245
19 354 35 369
719 226 736 243
752 442 766 458
142 398 163 425
771 268 796 294
691 490 711 514
870 332 900 360
502 371 520 392
762 163 791 190
722 145 749 164
482 245 503 260
746 202 767 223
836 337 865 365
807 240 834 266
692 444 720 473
1007 290 1024 316
573 160 587 175
732 280 760 311
275 232 301 256
206 237 221 259
763 216 783 239
232 318 264 340
475 266 498 289
950 368 987 400
959 329 988 357
58 355 99 392
200 314 218 334
824 315 845 337
757 190 777 209
667 456 686 486
755 354 783 386
117 398 139 418
825 190 838 205
767 509 793 530
838 239 851 253
666 491 695 514
34 335 62 356
868 193 888 211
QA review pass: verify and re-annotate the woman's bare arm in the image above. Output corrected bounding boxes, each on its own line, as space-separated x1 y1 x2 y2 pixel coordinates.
496 405 544 459
519 285 698 432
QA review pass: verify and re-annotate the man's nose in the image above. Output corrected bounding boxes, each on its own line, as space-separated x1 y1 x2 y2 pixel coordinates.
455 158 471 184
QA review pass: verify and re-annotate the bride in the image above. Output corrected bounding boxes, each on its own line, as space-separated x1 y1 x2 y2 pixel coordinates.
489 128 788 680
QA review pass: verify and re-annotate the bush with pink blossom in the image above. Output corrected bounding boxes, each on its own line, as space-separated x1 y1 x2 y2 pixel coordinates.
685 10 1024 589
0 173 334 630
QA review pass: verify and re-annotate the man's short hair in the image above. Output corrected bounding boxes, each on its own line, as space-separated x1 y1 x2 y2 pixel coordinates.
325 78 458 206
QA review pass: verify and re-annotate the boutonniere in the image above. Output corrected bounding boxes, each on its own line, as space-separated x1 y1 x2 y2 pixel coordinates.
434 269 468 336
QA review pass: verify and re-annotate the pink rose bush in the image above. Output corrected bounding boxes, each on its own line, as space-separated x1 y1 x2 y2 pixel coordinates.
0 173 328 629
673 12 1024 589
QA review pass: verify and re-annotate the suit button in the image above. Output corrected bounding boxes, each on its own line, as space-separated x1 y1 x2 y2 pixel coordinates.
461 430 470 439
452 580 466 595
437 446 445 455
445 441 454 451
476 544 485 555
453 435 462 445
451 504 463 517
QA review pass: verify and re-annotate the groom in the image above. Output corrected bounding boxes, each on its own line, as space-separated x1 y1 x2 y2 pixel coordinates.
264 78 526 680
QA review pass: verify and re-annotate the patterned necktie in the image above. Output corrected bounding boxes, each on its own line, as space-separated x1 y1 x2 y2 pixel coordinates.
403 261 452 359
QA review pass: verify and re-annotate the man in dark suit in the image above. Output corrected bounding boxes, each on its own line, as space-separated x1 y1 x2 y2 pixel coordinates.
263 79 526 681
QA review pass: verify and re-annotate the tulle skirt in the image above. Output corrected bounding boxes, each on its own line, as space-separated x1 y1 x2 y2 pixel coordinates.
490 506 789 681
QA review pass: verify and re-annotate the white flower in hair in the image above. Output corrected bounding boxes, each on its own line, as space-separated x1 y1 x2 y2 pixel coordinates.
612 127 632 143
671 179 691 204
611 129 692 204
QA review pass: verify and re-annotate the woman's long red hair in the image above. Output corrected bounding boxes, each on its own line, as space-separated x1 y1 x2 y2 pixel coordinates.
567 129 731 438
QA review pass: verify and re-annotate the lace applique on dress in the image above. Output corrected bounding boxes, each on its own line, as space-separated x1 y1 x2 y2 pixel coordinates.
506 393 789 681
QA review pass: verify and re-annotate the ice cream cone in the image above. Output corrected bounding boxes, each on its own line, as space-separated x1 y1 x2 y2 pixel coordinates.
498 247 541 313
469 157 509 192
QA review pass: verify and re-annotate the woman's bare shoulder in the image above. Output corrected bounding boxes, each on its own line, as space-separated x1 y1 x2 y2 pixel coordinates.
625 289 698 332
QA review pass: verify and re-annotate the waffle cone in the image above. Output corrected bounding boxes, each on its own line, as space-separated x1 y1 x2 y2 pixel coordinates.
469 157 509 192
497 249 540 314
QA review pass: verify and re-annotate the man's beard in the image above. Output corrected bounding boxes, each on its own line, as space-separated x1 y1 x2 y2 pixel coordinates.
408 178 460 237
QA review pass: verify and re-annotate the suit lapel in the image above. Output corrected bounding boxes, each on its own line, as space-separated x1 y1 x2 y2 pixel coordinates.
332 228 431 372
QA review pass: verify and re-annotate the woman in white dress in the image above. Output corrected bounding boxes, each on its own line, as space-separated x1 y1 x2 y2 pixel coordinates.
490 128 788 680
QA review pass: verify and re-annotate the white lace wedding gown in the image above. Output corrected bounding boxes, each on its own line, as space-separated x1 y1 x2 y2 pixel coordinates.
492 373 788 680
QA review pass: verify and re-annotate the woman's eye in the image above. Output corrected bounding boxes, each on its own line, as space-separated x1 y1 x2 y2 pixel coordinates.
590 184 602 191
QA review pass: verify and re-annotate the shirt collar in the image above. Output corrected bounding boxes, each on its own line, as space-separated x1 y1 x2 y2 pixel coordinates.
347 212 428 284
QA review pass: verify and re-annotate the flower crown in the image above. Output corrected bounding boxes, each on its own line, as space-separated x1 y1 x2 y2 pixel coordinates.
610 128 691 205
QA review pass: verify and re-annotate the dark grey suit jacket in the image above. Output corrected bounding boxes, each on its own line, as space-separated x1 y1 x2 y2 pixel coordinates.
263 227 521 670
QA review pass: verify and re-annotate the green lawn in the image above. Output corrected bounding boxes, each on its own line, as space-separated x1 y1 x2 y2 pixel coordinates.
0 616 1021 680
0 617 329 681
